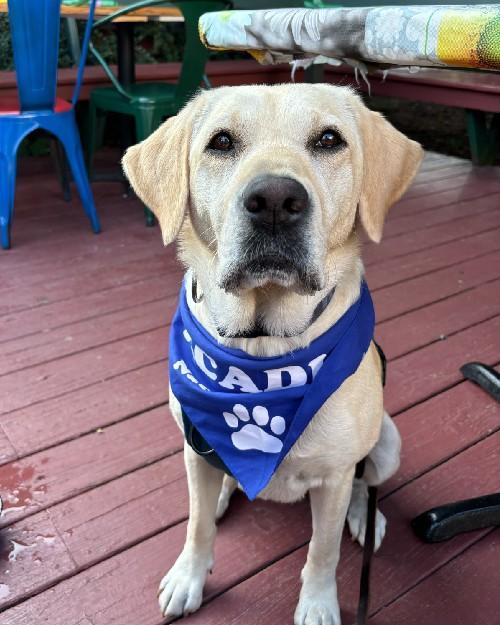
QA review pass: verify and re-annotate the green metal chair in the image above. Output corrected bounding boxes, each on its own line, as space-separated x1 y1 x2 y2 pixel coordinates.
87 0 227 226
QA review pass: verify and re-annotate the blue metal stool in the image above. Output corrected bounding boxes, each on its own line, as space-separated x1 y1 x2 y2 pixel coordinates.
0 0 101 249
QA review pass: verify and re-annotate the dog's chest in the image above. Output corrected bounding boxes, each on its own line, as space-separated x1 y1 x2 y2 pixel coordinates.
255 409 354 503
257 462 325 503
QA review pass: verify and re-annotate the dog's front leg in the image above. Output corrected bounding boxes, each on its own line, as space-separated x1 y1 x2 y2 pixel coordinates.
295 468 355 625
158 444 224 620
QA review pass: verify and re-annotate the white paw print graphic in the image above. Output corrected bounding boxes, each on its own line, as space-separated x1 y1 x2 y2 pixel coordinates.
223 404 286 454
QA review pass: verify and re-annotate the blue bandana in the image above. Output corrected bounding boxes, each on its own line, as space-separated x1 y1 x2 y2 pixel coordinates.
169 282 375 500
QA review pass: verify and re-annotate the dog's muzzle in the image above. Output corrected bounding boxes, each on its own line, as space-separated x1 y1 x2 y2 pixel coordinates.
219 176 319 293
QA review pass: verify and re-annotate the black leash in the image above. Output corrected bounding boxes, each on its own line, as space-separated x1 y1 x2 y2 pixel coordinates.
355 483 378 625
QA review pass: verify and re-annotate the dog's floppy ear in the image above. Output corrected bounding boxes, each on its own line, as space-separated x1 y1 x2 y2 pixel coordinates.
122 94 204 246
356 103 423 243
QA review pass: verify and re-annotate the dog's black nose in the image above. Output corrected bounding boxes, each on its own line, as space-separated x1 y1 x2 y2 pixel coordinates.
243 176 309 228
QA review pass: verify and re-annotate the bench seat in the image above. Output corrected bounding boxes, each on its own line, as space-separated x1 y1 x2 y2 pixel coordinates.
325 65 500 165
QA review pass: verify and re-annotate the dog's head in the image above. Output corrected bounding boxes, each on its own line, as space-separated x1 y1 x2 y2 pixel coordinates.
123 84 422 296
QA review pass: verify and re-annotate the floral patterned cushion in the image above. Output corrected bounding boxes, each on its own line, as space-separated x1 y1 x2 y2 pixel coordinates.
199 5 500 71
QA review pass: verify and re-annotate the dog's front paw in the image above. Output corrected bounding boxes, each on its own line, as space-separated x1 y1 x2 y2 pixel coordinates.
347 480 386 552
158 551 212 621
294 584 341 625
348 504 386 551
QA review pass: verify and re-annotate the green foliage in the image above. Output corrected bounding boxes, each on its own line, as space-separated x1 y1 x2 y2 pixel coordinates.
0 14 240 156
0 15 184 70
133 22 184 63
0 15 13 70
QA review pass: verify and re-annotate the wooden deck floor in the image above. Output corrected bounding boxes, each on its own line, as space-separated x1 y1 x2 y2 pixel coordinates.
0 152 499 625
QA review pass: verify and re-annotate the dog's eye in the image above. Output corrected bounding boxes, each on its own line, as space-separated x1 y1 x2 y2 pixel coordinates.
315 129 344 150
208 132 234 152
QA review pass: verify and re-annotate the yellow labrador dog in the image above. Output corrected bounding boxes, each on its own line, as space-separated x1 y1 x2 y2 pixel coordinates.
123 84 423 625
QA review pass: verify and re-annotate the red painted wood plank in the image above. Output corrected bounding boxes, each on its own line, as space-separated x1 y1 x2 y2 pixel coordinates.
3 430 494 625
364 208 500 266
325 65 500 113
372 249 500 323
4 199 148 268
412 162 473 184
11 184 130 222
0 58 292 101
422 152 462 163
0 297 178 376
8 187 493 314
387 380 500 491
0 327 168 415
418 155 465 172
0 274 178 344
34 374 500 577
0 254 181 317
382 193 500 239
5 190 139 234
1 150 498 624
176 434 500 625
371 532 499 625
391 176 500 219
4 257 495 458
336 433 500 619
14 250 484 405
0 406 182 527
0 511 76 610
13 166 494 276
3 211 169 287
0 497 312 625
0 228 178 305
385 315 500 415
403 167 500 200
7 182 496 320
1 361 168 459
1 378 496 615
0 426 16 465
49 452 187 568
366 228 500 291
4 160 493 278
376 279 500 360
10 170 134 220
0 194 170 275
0 455 186 609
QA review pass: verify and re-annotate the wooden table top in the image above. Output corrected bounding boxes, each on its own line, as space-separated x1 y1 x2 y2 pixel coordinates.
0 3 183 23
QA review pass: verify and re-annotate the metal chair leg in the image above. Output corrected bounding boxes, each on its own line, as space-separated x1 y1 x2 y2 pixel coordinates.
0 120 35 249
51 137 72 201
134 108 164 227
44 112 101 235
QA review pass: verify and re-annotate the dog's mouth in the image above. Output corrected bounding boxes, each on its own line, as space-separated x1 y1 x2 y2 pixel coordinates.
219 253 321 294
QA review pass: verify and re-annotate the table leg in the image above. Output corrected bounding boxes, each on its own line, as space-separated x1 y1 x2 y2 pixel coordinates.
115 21 135 189
305 63 325 84
116 22 136 87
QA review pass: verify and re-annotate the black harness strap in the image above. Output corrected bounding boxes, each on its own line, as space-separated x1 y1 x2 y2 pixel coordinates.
181 409 233 475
